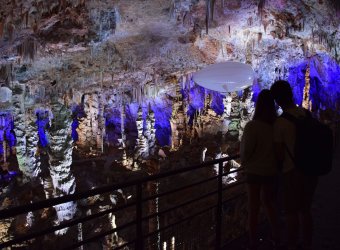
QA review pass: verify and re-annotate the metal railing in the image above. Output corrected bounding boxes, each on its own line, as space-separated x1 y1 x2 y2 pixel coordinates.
0 155 244 250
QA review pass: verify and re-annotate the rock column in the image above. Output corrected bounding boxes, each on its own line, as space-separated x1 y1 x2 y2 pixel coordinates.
48 101 76 234
133 107 148 170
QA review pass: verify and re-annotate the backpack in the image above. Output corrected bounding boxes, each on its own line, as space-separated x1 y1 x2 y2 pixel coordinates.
281 110 333 176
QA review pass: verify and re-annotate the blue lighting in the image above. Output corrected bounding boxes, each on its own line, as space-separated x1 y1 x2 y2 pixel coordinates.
288 54 340 112
151 98 172 146
36 110 50 147
71 105 85 142
0 113 16 155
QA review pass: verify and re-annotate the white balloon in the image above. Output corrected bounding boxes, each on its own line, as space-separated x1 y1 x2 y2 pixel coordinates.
192 62 255 93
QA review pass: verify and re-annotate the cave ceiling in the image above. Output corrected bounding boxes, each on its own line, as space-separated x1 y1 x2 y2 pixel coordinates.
0 0 339 93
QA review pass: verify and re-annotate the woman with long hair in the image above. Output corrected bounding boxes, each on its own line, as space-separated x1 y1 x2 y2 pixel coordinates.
240 89 280 249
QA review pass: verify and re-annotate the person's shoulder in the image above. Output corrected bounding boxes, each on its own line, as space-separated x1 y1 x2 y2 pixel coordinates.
286 106 307 117
244 120 256 129
274 115 290 128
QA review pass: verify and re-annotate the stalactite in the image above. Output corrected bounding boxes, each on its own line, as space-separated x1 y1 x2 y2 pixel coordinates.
205 0 215 34
258 32 262 44
0 20 4 38
258 0 266 21
17 37 38 61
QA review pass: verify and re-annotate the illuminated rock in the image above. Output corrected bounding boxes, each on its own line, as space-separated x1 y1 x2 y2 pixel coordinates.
239 87 255 141
170 84 187 150
48 101 76 233
146 105 157 156
12 83 40 181
133 106 149 170
77 92 104 152
227 92 241 139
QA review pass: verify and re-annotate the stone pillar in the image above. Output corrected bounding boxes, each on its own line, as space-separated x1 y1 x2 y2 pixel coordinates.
146 105 157 156
222 93 233 136
134 106 148 170
302 61 312 110
97 93 105 153
77 93 100 151
226 92 241 139
239 87 254 140
12 83 40 181
48 101 76 234
170 84 186 150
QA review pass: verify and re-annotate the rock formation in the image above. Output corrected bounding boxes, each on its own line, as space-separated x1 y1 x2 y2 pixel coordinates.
48 101 76 233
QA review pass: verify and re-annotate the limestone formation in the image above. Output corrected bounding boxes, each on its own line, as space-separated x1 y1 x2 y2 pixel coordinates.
239 88 255 141
145 105 157 156
170 85 187 150
48 101 76 233
133 106 149 170
227 92 241 139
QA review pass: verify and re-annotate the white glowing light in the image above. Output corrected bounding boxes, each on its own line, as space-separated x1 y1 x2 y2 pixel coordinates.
193 62 255 93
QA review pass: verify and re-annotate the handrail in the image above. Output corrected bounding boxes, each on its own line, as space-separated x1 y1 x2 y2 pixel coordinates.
0 155 239 220
0 154 242 249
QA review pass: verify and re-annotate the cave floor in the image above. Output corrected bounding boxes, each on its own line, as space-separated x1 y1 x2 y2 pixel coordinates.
223 123 340 250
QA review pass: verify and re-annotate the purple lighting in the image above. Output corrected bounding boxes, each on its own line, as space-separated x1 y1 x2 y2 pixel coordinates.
288 54 340 112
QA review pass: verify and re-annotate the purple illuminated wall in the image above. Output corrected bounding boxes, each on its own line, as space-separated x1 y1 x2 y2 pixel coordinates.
288 54 340 112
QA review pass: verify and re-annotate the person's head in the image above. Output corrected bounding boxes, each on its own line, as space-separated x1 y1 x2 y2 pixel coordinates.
270 80 294 108
253 89 277 124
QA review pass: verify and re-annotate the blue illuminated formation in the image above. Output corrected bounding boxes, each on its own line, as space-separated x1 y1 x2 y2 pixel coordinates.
105 107 125 145
71 105 86 142
151 98 172 146
0 113 16 155
104 100 172 147
288 54 340 111
36 110 51 147
251 80 261 102
209 90 224 115
287 61 307 105
185 83 225 125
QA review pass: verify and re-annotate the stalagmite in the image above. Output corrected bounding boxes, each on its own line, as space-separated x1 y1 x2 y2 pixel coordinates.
120 103 126 146
226 92 241 139
170 84 186 150
302 60 311 110
239 88 254 141
77 93 102 151
146 105 157 156
133 106 148 170
12 83 40 181
48 101 76 234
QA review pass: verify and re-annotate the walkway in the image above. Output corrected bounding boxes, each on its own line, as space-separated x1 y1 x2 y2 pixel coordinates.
224 124 340 250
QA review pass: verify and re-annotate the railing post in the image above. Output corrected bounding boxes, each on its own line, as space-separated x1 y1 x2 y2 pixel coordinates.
136 182 143 250
215 161 223 250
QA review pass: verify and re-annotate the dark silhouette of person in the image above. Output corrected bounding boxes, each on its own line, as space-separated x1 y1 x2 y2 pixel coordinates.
241 89 280 250
270 80 318 250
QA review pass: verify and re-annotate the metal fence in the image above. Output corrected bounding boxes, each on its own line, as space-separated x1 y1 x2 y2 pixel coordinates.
0 155 245 250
